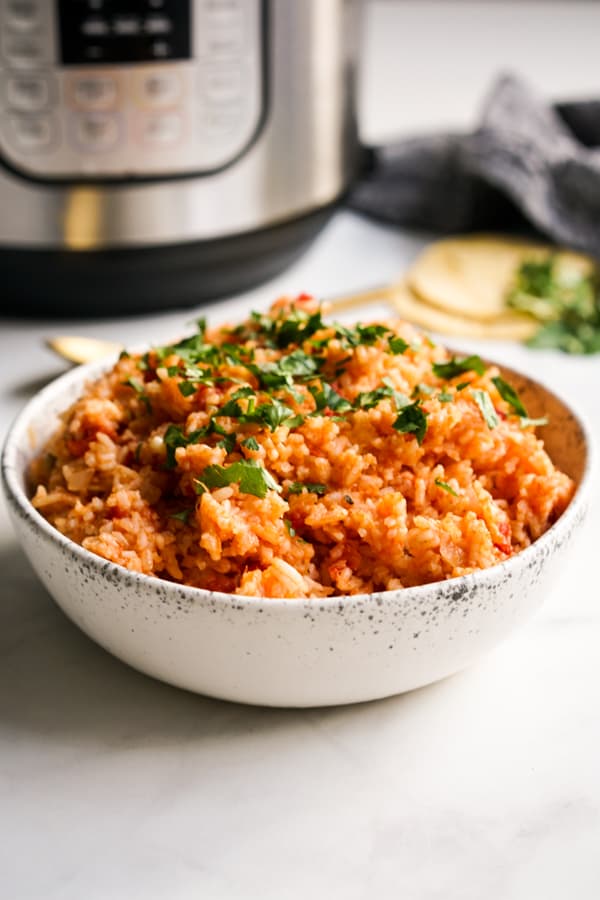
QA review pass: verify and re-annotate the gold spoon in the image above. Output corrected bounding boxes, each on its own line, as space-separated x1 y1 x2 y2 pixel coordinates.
45 335 123 365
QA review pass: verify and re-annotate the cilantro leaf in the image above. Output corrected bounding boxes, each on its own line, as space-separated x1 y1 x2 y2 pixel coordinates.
195 460 281 499
356 324 391 345
169 508 193 524
124 377 152 413
163 424 209 468
252 349 319 390
412 383 435 398
217 395 301 431
288 482 327 495
392 402 428 445
432 355 486 380
178 380 197 397
242 436 260 451
491 376 528 417
435 479 458 496
217 433 236 454
354 385 395 410
388 335 409 355
309 382 352 413
471 389 499 429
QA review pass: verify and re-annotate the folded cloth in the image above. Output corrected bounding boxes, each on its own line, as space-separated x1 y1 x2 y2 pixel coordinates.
349 74 600 259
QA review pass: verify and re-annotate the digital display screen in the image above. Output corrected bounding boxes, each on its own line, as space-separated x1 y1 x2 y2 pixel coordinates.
58 0 191 65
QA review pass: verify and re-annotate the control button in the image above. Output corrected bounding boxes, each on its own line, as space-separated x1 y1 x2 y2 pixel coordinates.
72 113 119 151
136 70 181 108
8 113 54 151
6 73 50 111
81 17 110 38
112 15 141 36
84 45 104 61
201 106 241 139
204 26 244 58
139 113 182 146
4 0 40 31
151 40 171 58
69 74 118 110
144 15 171 35
202 65 242 104
2 34 46 68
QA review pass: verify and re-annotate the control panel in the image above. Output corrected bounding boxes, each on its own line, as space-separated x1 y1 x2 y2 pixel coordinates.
0 0 264 179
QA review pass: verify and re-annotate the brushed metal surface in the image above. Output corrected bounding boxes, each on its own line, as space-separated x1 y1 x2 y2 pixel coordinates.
0 0 360 248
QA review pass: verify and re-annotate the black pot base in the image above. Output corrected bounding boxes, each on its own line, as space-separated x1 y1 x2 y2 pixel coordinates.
0 204 335 318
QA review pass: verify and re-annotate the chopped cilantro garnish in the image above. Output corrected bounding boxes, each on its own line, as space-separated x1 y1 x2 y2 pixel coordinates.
309 382 352 413
124 377 144 393
432 355 486 379
455 381 470 392
123 377 152 413
412 383 435 398
217 433 236 454
491 376 528 417
438 390 453 403
217 395 301 431
169 508 193 524
276 309 325 348
388 335 409 355
471 389 499 429
435 479 458 496
229 386 256 400
119 349 130 360
355 385 395 410
252 349 318 390
393 401 428 445
178 380 197 397
242 436 260 451
355 323 391 345
284 518 296 537
288 482 327 495
508 257 600 355
195 460 280 499
163 424 209 468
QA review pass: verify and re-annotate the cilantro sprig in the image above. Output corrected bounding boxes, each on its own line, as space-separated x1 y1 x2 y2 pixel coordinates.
491 376 527 418
393 401 428 445
195 460 280 499
471 389 499 429
432 355 486 380
508 257 600 354
288 482 327 495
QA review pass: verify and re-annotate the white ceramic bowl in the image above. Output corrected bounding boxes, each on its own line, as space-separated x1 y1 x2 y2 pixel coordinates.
1 357 592 707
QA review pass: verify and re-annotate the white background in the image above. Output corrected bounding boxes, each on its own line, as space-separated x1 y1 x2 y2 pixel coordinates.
1 3 600 899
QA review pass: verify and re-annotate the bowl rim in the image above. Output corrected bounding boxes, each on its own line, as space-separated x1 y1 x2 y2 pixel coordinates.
1 353 594 609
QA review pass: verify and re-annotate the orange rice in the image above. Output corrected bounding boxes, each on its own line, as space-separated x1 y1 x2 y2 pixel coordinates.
30 296 574 598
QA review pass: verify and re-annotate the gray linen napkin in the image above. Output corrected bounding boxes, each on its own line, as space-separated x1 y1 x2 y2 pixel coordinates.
349 74 600 259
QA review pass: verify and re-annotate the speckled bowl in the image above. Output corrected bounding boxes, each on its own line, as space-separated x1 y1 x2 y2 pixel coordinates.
1 357 592 707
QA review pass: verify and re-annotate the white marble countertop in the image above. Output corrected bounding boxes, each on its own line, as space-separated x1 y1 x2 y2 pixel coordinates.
2 4 600 898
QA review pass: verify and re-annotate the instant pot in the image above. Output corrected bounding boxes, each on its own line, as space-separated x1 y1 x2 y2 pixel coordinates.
0 0 360 315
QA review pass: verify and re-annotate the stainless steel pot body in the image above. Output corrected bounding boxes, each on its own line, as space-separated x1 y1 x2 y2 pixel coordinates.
0 0 360 251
